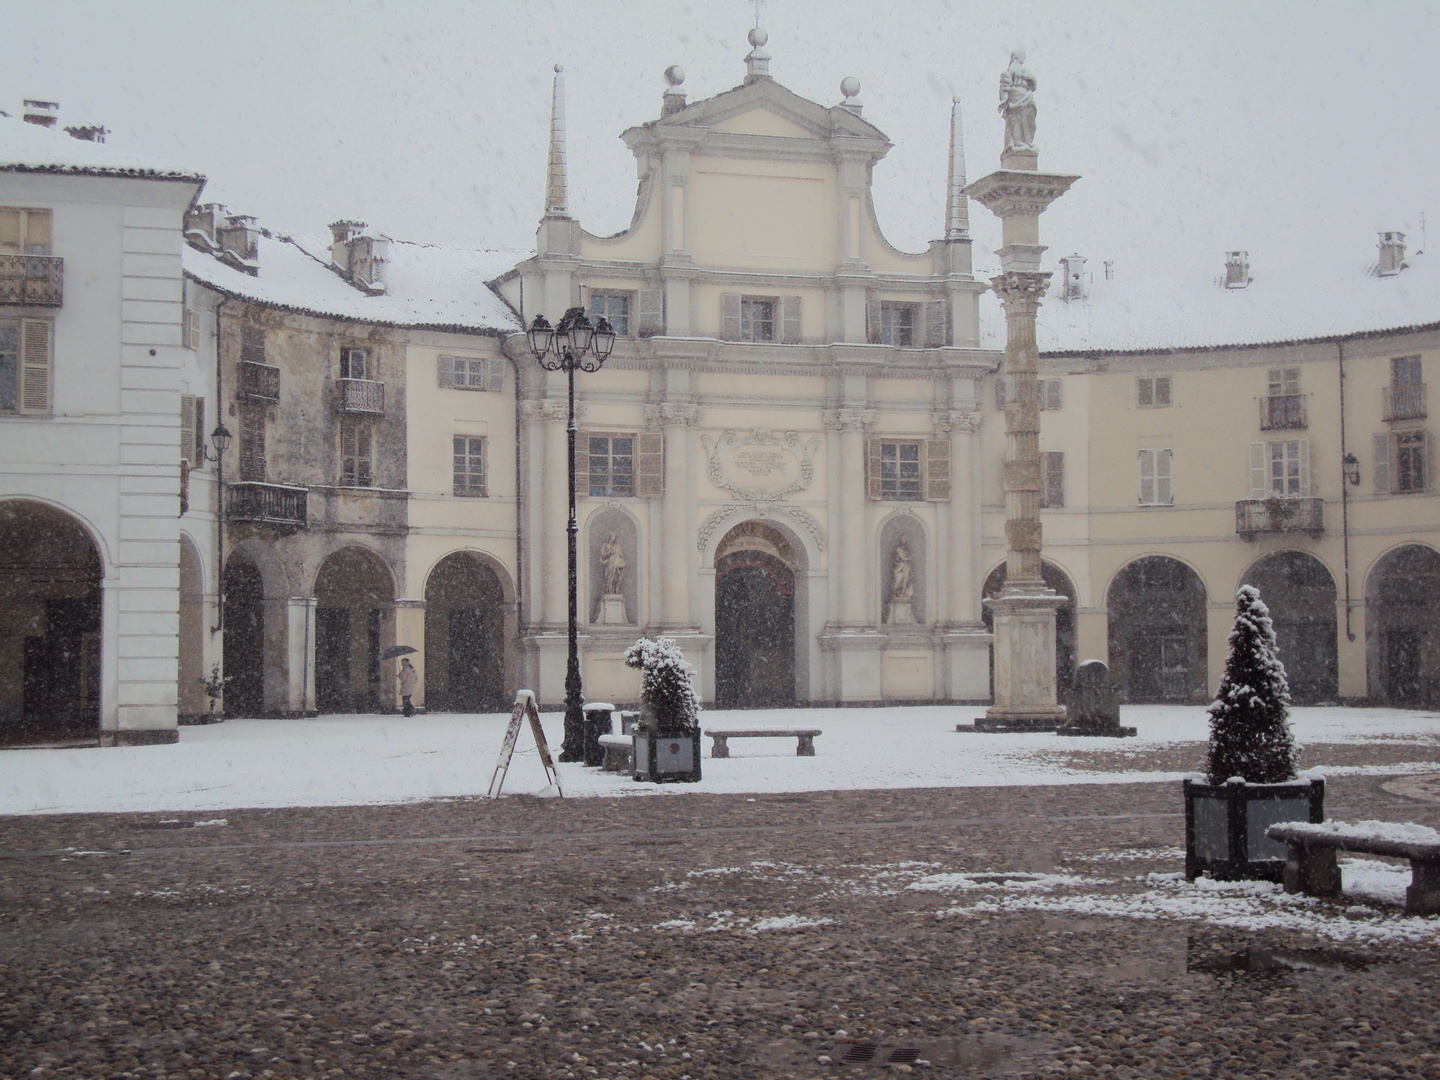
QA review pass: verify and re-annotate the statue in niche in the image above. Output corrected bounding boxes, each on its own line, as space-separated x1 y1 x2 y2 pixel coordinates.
998 49 1037 152
887 536 916 625
600 531 626 595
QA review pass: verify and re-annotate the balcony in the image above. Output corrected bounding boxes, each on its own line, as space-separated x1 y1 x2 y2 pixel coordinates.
240 361 280 402
226 482 308 529
0 254 63 306
1235 496 1324 540
1259 394 1306 430
336 377 385 414
1383 383 1427 421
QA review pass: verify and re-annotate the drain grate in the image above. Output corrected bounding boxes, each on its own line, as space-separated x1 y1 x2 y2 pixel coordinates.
840 1042 878 1063
887 1048 921 1064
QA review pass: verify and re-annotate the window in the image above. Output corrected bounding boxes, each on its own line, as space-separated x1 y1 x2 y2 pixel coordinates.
588 435 634 497
179 395 205 467
1040 379 1063 411
340 347 368 380
1268 367 1300 397
1262 367 1305 429
1393 355 1423 387
241 326 265 365
878 302 916 347
1137 375 1172 408
239 406 266 481
0 208 52 255
1138 448 1173 505
1250 439 1307 496
453 436 486 497
879 440 923 501
1396 431 1428 492
1041 451 1064 508
740 297 774 342
587 291 632 336
183 309 200 350
340 419 372 487
1384 356 1426 420
438 355 505 392
0 317 51 414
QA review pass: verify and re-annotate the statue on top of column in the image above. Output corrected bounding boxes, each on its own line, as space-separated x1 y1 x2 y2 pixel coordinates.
998 49 1037 152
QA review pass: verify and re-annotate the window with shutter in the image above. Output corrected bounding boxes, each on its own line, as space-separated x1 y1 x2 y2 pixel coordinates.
193 397 206 465
573 430 589 495
19 317 51 414
239 406 266 481
878 301 916 346
587 290 633 336
739 297 775 342
0 320 18 412
923 299 948 348
1269 440 1304 495
184 309 200 350
720 293 741 341
1138 375 1172 408
877 440 923 500
1248 441 1268 496
1041 451 1064 508
180 458 189 516
1040 379 1063 410
866 436 882 500
1396 430 1428 492
637 288 665 337
1373 432 1392 494
340 419 372 487
453 435 486 496
588 434 635 497
437 354 456 388
780 295 803 344
866 294 882 344
925 437 951 501
488 358 505 393
180 394 197 466
240 326 265 365
340 347 367 380
636 431 664 497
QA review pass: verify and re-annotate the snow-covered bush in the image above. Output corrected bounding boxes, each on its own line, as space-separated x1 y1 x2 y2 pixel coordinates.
625 637 700 734
1206 585 1298 785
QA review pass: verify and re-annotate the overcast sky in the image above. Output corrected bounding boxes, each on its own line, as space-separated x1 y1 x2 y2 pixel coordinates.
4 0 1438 278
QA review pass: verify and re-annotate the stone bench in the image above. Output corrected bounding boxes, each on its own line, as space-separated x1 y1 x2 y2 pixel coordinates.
707 729 821 759
597 733 633 773
1267 820 1440 915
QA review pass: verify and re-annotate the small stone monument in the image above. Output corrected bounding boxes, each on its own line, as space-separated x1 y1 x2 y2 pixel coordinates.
886 537 916 625
596 531 629 625
1056 660 1136 737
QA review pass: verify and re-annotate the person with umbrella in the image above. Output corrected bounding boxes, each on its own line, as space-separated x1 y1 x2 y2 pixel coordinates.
382 645 420 717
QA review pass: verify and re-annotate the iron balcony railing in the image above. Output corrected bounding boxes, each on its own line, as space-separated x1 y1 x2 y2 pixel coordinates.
240 361 281 402
1383 383 1426 421
1235 496 1324 539
0 254 63 306
336 377 385 414
1258 394 1306 430
226 482 308 528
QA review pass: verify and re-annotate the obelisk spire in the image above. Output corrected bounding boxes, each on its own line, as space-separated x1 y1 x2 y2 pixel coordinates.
945 96 970 241
544 64 570 218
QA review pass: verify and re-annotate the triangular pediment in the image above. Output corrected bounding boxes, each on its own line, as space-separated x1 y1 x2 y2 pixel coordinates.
628 77 890 149
710 106 817 140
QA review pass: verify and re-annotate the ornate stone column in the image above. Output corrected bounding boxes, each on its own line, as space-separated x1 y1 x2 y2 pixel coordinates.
962 96 1078 731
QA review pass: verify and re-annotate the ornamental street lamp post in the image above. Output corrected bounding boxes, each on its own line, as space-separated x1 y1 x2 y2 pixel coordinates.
526 307 617 761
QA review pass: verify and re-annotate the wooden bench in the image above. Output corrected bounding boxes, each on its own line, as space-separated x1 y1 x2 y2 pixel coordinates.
1267 820 1440 915
707 729 821 759
597 733 633 773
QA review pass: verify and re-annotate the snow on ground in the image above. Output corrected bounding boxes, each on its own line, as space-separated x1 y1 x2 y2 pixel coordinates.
0 705 1436 817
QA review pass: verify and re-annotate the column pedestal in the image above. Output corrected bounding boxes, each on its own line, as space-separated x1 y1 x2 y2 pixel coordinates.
973 589 1067 731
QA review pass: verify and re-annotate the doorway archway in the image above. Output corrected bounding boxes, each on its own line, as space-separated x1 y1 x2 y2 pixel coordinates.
424 552 508 712
222 555 265 716
714 521 798 708
0 500 103 746
1365 544 1440 706
314 547 396 713
1107 556 1209 703
1241 551 1338 704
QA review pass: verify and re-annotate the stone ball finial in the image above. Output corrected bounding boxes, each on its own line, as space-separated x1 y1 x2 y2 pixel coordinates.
664 64 685 88
748 26 768 47
554 64 563 73
840 76 861 99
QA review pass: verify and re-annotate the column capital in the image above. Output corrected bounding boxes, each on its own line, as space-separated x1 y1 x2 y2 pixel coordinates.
824 407 875 432
648 402 703 429
990 271 1052 309
538 400 569 422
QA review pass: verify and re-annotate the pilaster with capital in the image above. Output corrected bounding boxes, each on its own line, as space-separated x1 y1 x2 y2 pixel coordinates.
540 396 570 626
655 401 702 628
825 407 874 626
933 407 984 625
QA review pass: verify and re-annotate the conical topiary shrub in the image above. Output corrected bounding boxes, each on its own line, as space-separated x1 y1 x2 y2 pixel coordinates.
625 637 700 735
1206 584 1299 785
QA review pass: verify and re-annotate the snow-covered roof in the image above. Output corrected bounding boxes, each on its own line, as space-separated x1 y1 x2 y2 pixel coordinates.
1017 246 1440 356
0 114 202 182
184 232 525 335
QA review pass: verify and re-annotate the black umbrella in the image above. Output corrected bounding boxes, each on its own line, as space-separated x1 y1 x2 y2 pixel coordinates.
381 645 418 661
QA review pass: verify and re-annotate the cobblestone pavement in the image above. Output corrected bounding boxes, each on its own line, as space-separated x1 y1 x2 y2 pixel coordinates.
2 767 1440 1080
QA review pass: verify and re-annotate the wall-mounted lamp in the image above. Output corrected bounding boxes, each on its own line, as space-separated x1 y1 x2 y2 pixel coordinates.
1342 452 1361 486
201 423 233 463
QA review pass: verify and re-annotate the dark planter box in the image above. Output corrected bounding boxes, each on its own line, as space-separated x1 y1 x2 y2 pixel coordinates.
633 729 702 783
1184 776 1324 882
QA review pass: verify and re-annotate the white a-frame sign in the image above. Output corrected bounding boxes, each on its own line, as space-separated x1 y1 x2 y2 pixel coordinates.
486 690 564 798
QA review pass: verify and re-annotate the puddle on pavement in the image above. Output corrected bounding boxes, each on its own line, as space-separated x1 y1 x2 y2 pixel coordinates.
1186 936 1375 976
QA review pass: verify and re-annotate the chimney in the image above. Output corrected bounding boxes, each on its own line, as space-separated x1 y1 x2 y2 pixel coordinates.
184 203 227 251
22 100 59 128
328 220 366 273
64 124 108 143
216 214 260 275
744 26 771 84
1103 260 1114 280
1224 250 1251 289
349 234 389 294
1378 231 1406 276
662 66 687 117
1060 254 1087 300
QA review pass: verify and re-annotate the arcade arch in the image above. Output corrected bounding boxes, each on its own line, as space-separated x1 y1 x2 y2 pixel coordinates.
0 500 103 745
1365 544 1440 706
424 551 510 712
1240 551 1338 704
1106 556 1209 703
313 547 397 713
713 520 805 708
